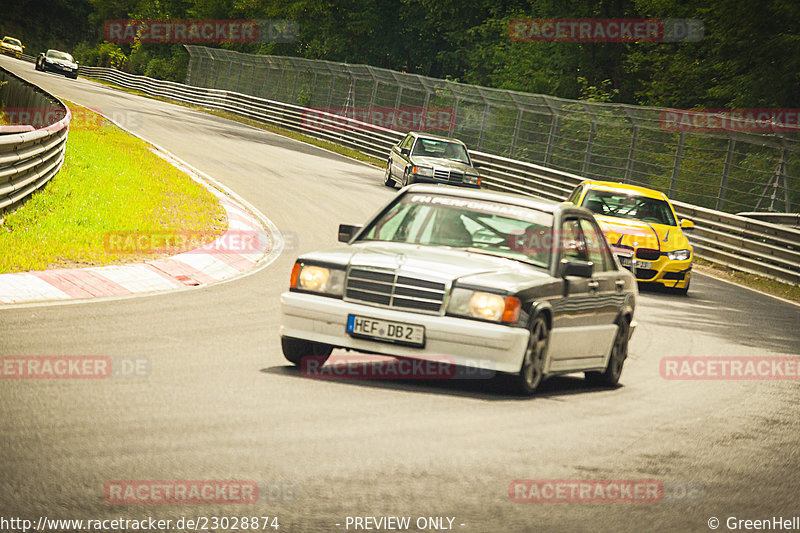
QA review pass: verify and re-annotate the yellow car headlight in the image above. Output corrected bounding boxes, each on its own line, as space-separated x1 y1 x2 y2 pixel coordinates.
667 249 691 261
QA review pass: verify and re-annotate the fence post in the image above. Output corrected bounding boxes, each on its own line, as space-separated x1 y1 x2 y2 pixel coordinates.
326 75 335 109
781 147 791 213
259 64 271 98
582 119 595 176
716 138 735 211
477 101 490 150
448 97 459 138
368 69 379 117
509 109 523 159
623 126 639 184
225 60 235 90
213 58 222 89
421 90 431 132
236 61 245 92
669 131 685 198
542 98 560 166
544 114 558 166
290 68 301 103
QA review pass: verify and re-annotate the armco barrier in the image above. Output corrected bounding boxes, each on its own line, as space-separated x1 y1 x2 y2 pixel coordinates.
76 65 800 285
0 65 70 212
738 212 800 228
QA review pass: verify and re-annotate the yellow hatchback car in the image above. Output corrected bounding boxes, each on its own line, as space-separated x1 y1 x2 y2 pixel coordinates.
0 36 24 59
568 181 694 294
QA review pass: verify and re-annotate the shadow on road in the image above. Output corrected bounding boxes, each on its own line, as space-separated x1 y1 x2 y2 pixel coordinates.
261 363 618 401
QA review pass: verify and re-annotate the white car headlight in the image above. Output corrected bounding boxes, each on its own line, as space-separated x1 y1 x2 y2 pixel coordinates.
290 263 345 296
667 249 691 261
412 166 434 177
448 288 521 323
464 173 479 184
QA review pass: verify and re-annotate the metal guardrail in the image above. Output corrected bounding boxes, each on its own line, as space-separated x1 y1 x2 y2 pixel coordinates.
738 212 800 228
0 65 70 212
77 65 800 286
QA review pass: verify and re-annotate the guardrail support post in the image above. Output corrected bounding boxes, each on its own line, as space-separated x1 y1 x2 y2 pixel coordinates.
716 138 735 211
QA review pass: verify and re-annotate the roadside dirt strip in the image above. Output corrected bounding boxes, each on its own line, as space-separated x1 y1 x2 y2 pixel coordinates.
0 148 279 305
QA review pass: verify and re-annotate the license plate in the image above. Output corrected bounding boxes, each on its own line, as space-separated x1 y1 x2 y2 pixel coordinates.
346 315 425 347
634 260 652 269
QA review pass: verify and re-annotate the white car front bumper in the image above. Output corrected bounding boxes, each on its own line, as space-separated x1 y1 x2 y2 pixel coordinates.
280 291 530 374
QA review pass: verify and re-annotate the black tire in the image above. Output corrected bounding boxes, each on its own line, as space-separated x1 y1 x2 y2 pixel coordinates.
507 315 549 395
585 318 630 387
383 160 396 188
281 336 333 367
401 168 415 187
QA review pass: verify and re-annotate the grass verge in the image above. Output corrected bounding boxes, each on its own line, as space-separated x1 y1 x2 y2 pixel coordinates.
0 100 227 273
84 76 385 167
693 258 800 304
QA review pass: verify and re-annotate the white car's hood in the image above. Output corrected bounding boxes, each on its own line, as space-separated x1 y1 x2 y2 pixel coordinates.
47 58 77 68
301 241 552 291
409 156 475 173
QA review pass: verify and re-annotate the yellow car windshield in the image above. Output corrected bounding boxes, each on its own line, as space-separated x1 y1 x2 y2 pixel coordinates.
583 190 677 226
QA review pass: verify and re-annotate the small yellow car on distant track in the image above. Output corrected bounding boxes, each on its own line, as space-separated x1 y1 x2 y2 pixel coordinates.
568 180 694 294
0 36 24 59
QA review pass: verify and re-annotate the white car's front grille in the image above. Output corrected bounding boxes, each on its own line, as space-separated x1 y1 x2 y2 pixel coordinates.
345 268 446 313
433 169 464 183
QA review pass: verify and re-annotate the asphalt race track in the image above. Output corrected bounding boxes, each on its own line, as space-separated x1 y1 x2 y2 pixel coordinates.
1 55 799 533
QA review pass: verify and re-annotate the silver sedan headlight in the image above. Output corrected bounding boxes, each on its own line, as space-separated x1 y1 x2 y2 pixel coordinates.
667 249 691 261
464 173 479 185
448 288 520 323
412 166 434 177
290 263 345 296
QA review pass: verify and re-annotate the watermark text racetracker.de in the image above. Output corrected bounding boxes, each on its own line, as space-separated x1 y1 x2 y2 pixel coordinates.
104 230 268 255
0 107 142 131
301 107 455 133
0 356 150 379
301 355 496 380
103 19 297 43
509 18 703 42
509 479 704 503
0 515 281 532
103 480 295 505
660 108 800 133
661 357 800 380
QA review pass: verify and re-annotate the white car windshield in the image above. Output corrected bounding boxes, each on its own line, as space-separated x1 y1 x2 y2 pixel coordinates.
359 193 554 268
47 51 74 62
582 190 677 226
411 138 470 164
